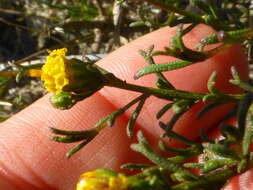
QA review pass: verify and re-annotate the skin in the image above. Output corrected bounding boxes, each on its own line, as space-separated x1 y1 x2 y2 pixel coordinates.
222 168 253 190
0 25 249 190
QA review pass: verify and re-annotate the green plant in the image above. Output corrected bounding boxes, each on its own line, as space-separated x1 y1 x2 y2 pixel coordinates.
1 1 253 190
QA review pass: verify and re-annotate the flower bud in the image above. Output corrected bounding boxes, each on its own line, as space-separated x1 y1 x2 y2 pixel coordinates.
50 92 76 110
41 48 104 95
76 169 128 190
63 58 105 94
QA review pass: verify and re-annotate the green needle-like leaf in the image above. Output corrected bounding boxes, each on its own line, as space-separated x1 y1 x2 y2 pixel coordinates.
139 45 174 89
52 135 88 143
131 131 198 180
237 92 253 133
207 71 219 94
156 103 173 119
66 140 91 158
121 163 150 171
50 127 97 136
203 143 240 161
242 104 253 160
196 102 223 119
184 163 203 169
95 94 146 128
127 96 147 138
159 141 193 154
171 168 233 190
134 60 193 79
202 159 236 173
159 122 197 146
196 33 219 51
230 66 253 92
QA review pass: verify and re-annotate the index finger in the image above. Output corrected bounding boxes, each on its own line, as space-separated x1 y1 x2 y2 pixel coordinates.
0 25 248 190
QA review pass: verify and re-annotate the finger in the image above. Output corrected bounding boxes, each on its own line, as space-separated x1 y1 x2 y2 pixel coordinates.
0 25 248 190
0 93 152 190
96 24 248 144
221 168 253 190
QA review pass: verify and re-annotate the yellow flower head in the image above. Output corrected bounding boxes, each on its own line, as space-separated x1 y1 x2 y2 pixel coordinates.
76 169 128 190
41 48 69 94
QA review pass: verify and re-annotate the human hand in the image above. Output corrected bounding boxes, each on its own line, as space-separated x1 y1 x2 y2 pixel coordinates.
0 25 248 190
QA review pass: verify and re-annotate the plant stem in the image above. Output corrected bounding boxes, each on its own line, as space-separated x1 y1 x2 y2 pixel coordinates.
105 74 244 103
0 71 17 77
171 168 234 190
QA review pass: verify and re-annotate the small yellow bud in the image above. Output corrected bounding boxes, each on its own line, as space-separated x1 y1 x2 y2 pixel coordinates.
76 169 128 190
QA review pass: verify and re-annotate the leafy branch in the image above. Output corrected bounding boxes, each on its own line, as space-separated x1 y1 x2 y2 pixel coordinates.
49 20 253 160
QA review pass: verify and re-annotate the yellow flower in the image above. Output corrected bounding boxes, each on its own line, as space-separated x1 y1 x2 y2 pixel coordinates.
76 169 128 190
41 48 69 94
27 47 105 105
